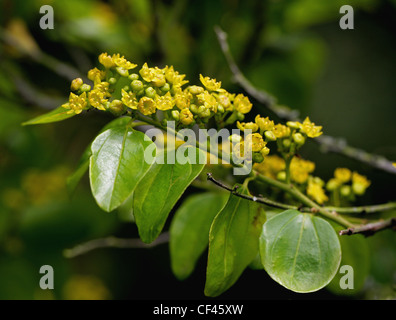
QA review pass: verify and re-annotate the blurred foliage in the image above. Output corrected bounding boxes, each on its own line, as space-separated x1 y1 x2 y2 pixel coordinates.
0 0 395 299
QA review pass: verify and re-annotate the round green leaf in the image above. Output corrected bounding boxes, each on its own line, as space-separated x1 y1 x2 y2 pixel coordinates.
260 209 341 293
90 126 155 212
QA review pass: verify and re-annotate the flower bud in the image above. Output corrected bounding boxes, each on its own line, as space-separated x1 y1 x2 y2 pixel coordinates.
160 83 171 93
252 152 264 163
109 77 117 85
116 66 129 77
217 104 225 113
131 80 144 92
264 130 277 142
286 121 300 129
292 132 305 146
189 104 199 114
340 185 351 197
228 134 242 143
188 85 204 95
145 87 156 99
128 73 139 81
236 112 245 121
282 139 291 148
70 78 83 91
277 171 286 181
171 110 180 121
80 84 91 92
109 99 127 116
260 146 270 157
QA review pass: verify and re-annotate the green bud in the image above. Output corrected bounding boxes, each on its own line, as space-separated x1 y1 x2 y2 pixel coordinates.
340 185 351 197
116 67 129 77
286 121 300 129
277 171 286 181
137 89 145 97
252 152 264 163
326 179 339 191
264 130 277 142
108 77 117 85
188 85 204 95
145 87 156 99
199 108 211 118
128 73 139 81
229 134 242 143
160 83 171 93
171 110 180 121
80 84 91 92
292 132 305 146
282 139 291 148
131 80 144 92
122 85 130 92
189 104 199 114
109 99 127 116
217 104 225 113
236 112 245 121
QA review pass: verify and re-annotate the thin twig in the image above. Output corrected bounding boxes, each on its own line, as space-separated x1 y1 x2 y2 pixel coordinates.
214 25 396 176
339 218 396 237
324 202 396 215
207 172 301 211
63 232 169 258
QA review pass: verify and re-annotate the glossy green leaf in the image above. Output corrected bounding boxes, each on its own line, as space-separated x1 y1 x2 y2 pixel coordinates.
204 188 266 297
22 105 76 126
133 147 205 243
67 117 132 195
327 233 370 295
169 192 228 280
90 126 155 212
260 209 341 293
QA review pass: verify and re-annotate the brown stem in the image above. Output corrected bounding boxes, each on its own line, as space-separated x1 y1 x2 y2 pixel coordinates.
339 218 396 237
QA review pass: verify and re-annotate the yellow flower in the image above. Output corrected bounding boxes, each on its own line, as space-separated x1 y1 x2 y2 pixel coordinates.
199 74 222 92
87 67 106 85
307 177 328 204
236 121 258 132
138 97 157 115
217 93 232 111
352 172 370 195
197 91 217 112
255 115 274 132
299 117 323 138
290 157 315 184
111 53 137 70
89 89 108 111
139 63 166 87
174 90 191 110
179 108 194 125
272 124 291 138
121 89 138 110
164 66 188 88
65 92 87 114
246 133 266 152
234 94 252 114
98 52 116 68
155 92 175 111
334 168 352 183
253 155 285 179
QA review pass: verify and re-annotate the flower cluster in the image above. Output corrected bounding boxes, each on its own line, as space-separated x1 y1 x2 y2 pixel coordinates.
62 53 326 166
326 168 371 198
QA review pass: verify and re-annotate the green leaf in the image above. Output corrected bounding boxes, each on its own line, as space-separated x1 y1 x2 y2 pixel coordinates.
204 188 266 297
133 147 205 243
67 117 132 195
260 209 341 293
22 105 76 126
326 233 370 295
169 192 228 280
90 126 155 212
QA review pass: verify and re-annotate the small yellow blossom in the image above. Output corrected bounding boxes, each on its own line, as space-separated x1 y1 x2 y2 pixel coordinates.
87 67 106 85
307 177 328 204
138 97 157 115
352 172 371 195
272 124 291 138
70 78 83 91
121 89 138 110
334 168 352 183
139 63 166 87
217 93 232 111
290 157 315 184
174 90 191 110
199 74 222 92
65 92 87 114
234 94 252 114
255 115 275 132
164 65 188 87
89 89 107 111
236 121 258 132
179 108 194 125
299 117 323 138
111 54 137 70
155 92 175 111
253 155 285 179
98 52 116 68
197 91 217 112
246 133 266 152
